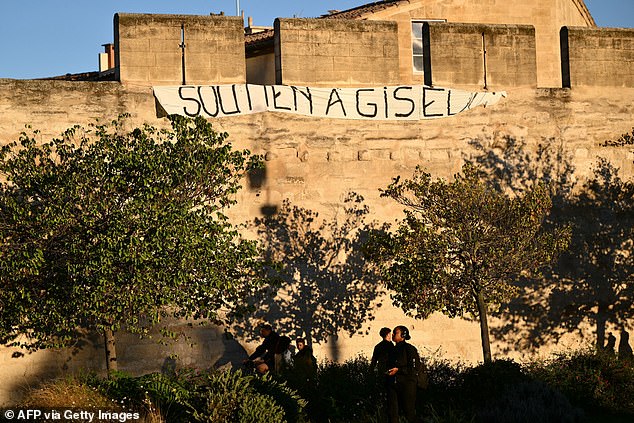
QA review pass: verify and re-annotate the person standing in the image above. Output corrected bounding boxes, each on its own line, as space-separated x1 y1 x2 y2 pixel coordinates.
243 323 280 374
293 337 317 383
618 329 633 362
386 325 419 423
370 327 394 376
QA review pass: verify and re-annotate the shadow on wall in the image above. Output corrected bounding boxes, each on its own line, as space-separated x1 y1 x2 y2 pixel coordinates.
114 318 249 374
2 322 248 406
466 133 634 354
1 333 103 406
224 192 386 362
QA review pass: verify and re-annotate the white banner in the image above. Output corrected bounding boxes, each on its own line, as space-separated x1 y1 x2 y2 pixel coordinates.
153 84 505 120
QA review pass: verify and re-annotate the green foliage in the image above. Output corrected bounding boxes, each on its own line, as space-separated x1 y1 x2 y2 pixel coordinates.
190 370 286 423
308 356 383 423
370 162 570 319
83 368 306 423
366 163 570 361
527 349 634 416
474 380 583 423
82 370 194 421
0 115 262 355
250 374 308 423
61 352 634 423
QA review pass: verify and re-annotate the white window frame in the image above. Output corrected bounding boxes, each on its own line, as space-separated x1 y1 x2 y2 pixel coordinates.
412 20 447 73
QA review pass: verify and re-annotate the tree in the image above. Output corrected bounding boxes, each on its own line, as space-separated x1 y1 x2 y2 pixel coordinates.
0 115 262 372
366 163 570 363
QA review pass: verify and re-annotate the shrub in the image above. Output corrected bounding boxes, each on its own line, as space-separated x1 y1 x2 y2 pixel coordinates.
83 368 306 423
20 377 164 423
189 370 285 423
422 355 467 409
474 379 583 423
527 349 634 415
306 356 383 423
20 377 115 410
460 358 528 403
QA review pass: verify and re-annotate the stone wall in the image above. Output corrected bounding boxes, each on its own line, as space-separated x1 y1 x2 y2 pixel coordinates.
0 319 247 406
1 77 633 405
562 26 634 87
274 18 400 86
115 14 245 86
425 23 537 89
246 52 276 85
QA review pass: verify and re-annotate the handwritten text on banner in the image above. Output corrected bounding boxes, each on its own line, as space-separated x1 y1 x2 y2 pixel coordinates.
153 84 506 120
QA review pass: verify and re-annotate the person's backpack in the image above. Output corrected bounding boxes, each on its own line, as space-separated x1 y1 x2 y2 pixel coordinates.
406 344 429 389
275 335 292 354
415 358 429 389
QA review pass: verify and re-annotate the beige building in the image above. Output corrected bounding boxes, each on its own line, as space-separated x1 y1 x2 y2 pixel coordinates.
1 0 633 405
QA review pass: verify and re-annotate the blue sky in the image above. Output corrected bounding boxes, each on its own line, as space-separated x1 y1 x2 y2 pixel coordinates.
0 0 631 79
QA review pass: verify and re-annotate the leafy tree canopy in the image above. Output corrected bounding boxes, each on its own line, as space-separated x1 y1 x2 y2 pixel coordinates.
366 163 570 362
0 115 262 357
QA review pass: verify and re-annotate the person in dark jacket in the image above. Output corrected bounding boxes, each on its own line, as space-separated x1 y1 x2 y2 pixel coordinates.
618 329 633 362
386 325 420 423
244 323 280 374
293 337 317 383
370 327 394 376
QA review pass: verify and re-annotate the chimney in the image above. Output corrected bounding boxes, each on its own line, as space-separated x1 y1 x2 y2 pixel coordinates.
99 43 115 72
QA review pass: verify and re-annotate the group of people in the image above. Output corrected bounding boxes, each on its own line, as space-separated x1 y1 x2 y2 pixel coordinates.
370 326 422 423
604 329 633 361
244 323 422 423
242 324 317 382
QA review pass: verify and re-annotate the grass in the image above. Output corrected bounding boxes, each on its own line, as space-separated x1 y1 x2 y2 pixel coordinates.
19 377 164 423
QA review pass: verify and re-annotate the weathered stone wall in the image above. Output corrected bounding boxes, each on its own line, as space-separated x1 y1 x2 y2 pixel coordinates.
115 14 245 86
562 27 634 87
274 18 400 86
246 52 276 85
1 79 633 405
425 23 537 89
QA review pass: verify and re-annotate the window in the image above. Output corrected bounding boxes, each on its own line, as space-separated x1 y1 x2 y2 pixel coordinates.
412 22 424 72
412 20 446 73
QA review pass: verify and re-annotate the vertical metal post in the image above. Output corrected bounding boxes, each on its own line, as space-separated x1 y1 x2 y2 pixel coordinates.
482 32 488 90
180 24 186 85
236 0 240 16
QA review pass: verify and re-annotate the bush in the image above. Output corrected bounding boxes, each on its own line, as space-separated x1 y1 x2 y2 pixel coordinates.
20 377 115 410
83 368 306 423
422 356 467 410
474 379 583 423
527 349 634 416
460 359 528 403
189 370 286 423
20 377 163 423
308 356 383 423
443 359 585 423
